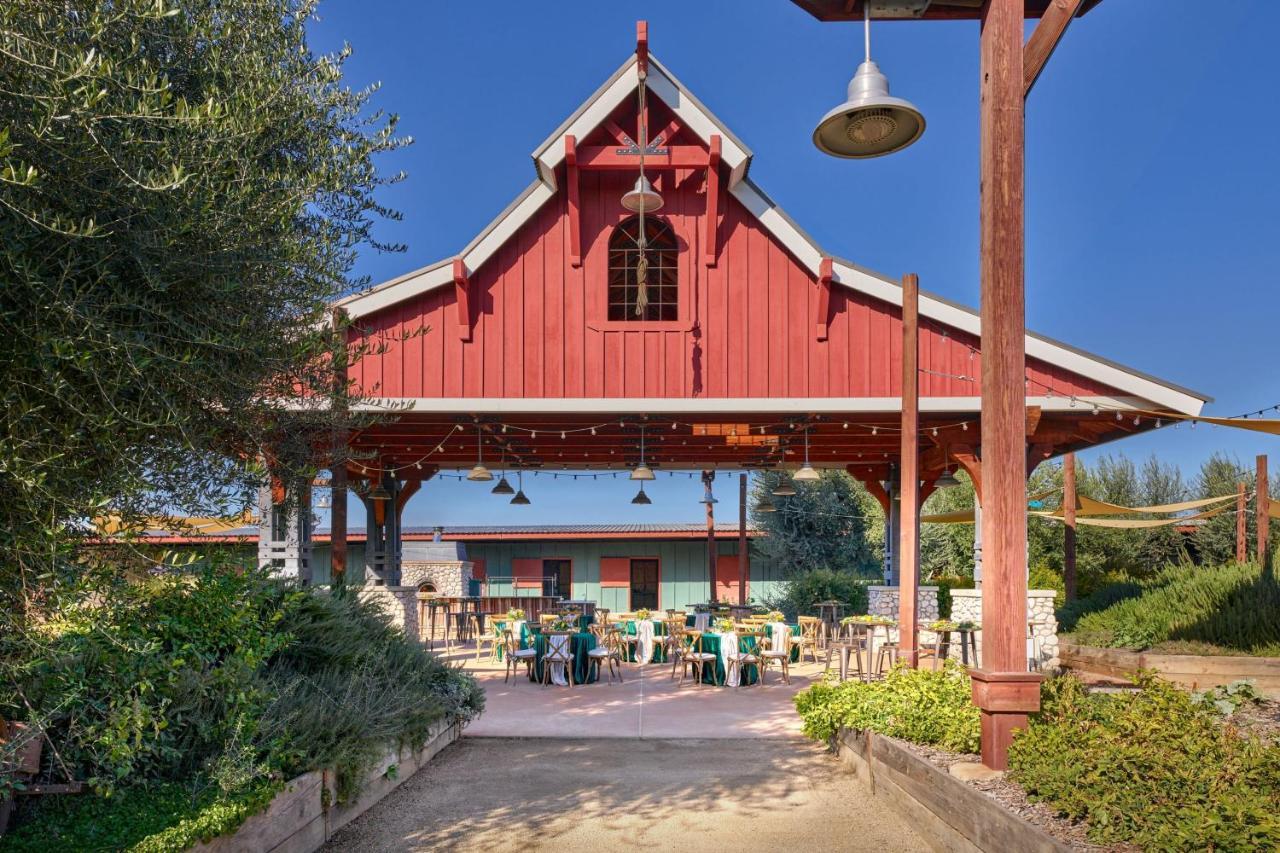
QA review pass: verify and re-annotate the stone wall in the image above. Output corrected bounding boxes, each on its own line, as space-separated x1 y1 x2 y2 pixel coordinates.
401 561 473 598
868 585 940 622
867 585 939 645
950 588 1058 670
356 586 422 642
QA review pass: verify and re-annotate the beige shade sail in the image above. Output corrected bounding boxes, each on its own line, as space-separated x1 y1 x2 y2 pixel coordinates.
1031 505 1231 529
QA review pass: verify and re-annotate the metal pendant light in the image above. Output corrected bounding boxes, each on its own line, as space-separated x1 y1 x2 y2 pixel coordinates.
772 477 797 497
934 467 962 489
509 471 531 505
367 470 390 501
754 496 777 513
621 175 664 213
699 480 718 506
467 424 492 481
812 3 925 159
315 491 332 510
631 483 652 505
792 427 821 481
631 424 655 480
491 448 515 494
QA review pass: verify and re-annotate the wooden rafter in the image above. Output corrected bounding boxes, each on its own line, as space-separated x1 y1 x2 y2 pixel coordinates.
1023 0 1085 96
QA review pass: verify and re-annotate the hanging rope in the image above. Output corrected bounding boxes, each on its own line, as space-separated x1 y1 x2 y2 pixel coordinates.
634 71 649 317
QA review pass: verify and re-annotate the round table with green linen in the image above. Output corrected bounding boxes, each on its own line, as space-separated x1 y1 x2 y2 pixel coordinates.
622 619 670 663
528 631 597 684
694 631 761 685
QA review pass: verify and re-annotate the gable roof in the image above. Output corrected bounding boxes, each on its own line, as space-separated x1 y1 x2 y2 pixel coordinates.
336 51 1209 417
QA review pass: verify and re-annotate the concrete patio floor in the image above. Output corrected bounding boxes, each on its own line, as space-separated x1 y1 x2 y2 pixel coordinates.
438 641 836 739
323 737 929 852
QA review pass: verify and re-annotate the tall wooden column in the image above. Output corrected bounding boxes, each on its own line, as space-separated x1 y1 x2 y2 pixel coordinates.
329 306 349 589
970 0 1042 771
1258 455 1270 567
1236 482 1247 564
899 274 921 667
1063 452 1077 601
703 470 716 602
738 472 749 604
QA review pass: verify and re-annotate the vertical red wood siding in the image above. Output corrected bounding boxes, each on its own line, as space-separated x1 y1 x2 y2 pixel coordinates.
348 102 1122 403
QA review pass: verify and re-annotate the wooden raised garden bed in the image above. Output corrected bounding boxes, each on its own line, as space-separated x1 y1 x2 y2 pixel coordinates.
1059 641 1280 696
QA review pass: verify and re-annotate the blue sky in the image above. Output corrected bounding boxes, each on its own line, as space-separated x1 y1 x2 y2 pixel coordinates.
307 1 1279 527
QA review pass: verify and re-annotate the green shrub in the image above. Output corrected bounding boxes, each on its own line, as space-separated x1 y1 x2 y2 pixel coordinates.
1009 674 1280 850
1 563 483 844
1069 562 1280 654
1055 577 1143 632
930 575 972 619
793 661 979 752
765 568 870 622
1027 562 1064 609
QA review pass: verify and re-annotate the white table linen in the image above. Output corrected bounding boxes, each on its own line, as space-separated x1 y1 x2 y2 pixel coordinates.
546 633 571 685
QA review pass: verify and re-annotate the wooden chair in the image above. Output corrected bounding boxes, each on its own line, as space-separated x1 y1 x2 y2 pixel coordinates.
658 618 685 668
541 630 575 687
677 631 719 687
502 630 537 684
594 608 611 627
760 628 795 685
539 613 560 627
470 615 498 663
616 619 641 663
725 631 762 688
586 628 625 684
796 616 822 664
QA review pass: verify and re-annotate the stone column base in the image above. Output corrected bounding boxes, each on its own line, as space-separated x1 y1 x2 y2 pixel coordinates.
969 669 1044 770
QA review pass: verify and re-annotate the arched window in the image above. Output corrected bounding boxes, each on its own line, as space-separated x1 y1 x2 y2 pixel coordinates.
608 216 678 322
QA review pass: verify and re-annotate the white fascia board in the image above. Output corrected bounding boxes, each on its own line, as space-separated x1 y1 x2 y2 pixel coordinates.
347 395 1142 415
828 259 1207 417
336 260 453 318
534 58 640 184
732 178 824 274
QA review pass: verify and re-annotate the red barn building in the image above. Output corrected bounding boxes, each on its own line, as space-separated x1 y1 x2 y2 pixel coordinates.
261 28 1206 602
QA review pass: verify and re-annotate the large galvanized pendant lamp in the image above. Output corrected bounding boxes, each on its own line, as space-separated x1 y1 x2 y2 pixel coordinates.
467 424 492 481
754 495 777 513
772 474 797 497
812 3 925 159
510 471 531 505
631 424 655 480
631 483 652 505
792 427 821 481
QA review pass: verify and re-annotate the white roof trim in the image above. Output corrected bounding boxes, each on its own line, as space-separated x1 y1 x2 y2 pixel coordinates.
336 49 1209 418
350 395 1146 415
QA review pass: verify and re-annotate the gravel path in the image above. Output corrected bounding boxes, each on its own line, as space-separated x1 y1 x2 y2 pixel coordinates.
323 737 928 852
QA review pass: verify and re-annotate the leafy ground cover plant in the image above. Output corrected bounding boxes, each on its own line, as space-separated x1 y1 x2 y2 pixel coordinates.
1009 674 1280 850
1 563 483 848
793 661 979 752
1068 561 1280 654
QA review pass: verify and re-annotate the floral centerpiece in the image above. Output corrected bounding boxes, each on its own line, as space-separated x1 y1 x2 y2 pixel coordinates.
765 611 786 623
842 614 896 626
506 608 525 621
550 618 571 631
716 617 736 633
926 619 979 633
635 608 651 621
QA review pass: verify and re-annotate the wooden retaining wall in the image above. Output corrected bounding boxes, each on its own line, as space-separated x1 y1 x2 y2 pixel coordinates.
834 729 1069 853
1059 642 1280 696
194 720 461 853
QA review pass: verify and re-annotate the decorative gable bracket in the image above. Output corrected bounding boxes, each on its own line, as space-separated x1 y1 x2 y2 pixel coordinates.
453 258 473 341
815 256 833 341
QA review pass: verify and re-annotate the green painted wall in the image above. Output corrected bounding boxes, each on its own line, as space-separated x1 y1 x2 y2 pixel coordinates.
197 537 783 610
462 538 782 611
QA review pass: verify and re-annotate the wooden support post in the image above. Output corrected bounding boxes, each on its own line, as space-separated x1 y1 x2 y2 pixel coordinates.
815 257 833 341
1063 452 1077 601
739 472 748 605
1237 482 1247 564
329 307 349 590
972 0 1041 772
453 258 472 342
899 273 921 668
565 135 582 267
1259 454 1270 567
705 135 721 267
703 470 716 602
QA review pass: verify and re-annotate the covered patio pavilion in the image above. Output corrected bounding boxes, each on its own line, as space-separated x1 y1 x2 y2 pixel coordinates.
263 18 1206 768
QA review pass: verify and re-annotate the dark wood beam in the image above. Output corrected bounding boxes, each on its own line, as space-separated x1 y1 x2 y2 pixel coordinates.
1023 0 1085 96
